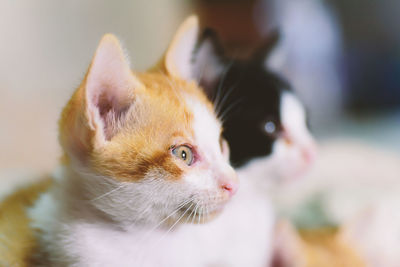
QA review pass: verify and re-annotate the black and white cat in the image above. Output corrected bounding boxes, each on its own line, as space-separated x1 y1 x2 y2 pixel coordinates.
194 29 317 185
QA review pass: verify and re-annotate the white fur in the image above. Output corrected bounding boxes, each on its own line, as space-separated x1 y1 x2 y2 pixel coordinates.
183 94 230 189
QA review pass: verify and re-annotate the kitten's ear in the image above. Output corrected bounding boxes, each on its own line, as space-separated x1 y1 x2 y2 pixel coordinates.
60 34 144 161
163 16 224 88
164 15 200 81
251 29 280 63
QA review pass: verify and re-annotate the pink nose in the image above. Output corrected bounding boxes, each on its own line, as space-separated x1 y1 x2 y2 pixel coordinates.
301 142 318 165
219 177 239 197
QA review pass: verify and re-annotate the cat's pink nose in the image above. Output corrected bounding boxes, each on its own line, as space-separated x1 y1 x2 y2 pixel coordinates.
301 141 318 165
221 182 238 196
219 174 239 197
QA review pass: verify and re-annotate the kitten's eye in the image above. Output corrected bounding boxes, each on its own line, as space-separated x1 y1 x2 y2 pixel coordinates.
263 119 282 138
264 121 277 134
172 145 194 166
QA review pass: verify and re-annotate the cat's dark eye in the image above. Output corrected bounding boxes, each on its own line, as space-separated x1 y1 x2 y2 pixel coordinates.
263 119 282 138
172 145 194 166
264 121 276 134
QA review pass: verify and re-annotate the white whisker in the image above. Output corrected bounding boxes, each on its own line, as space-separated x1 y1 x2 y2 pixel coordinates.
219 98 243 123
216 84 236 117
198 201 203 225
89 184 126 202
191 203 199 225
186 202 197 225
147 198 192 230
165 202 194 234
206 203 210 222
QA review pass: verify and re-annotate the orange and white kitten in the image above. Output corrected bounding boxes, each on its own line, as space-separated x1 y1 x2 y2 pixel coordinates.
0 17 276 267
0 16 237 265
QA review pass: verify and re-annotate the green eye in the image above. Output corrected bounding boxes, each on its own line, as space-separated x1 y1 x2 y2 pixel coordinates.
172 145 194 166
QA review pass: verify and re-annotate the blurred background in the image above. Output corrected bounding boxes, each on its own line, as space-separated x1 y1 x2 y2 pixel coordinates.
0 0 399 263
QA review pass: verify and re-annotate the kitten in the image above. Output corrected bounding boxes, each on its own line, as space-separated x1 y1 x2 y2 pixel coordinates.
194 29 317 185
0 17 275 267
1 18 238 266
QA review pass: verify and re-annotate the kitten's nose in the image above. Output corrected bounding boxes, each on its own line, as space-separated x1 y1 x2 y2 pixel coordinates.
301 140 318 165
221 181 238 196
218 169 239 197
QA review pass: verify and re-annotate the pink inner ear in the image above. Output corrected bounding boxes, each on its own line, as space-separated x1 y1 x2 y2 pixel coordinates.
93 87 132 141
84 34 140 142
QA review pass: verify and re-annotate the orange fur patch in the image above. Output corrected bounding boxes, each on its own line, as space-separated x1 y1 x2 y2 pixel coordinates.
273 221 366 267
298 227 366 267
0 178 52 267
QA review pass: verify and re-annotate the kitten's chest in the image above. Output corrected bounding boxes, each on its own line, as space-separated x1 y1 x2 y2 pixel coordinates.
73 225 203 267
72 187 274 267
